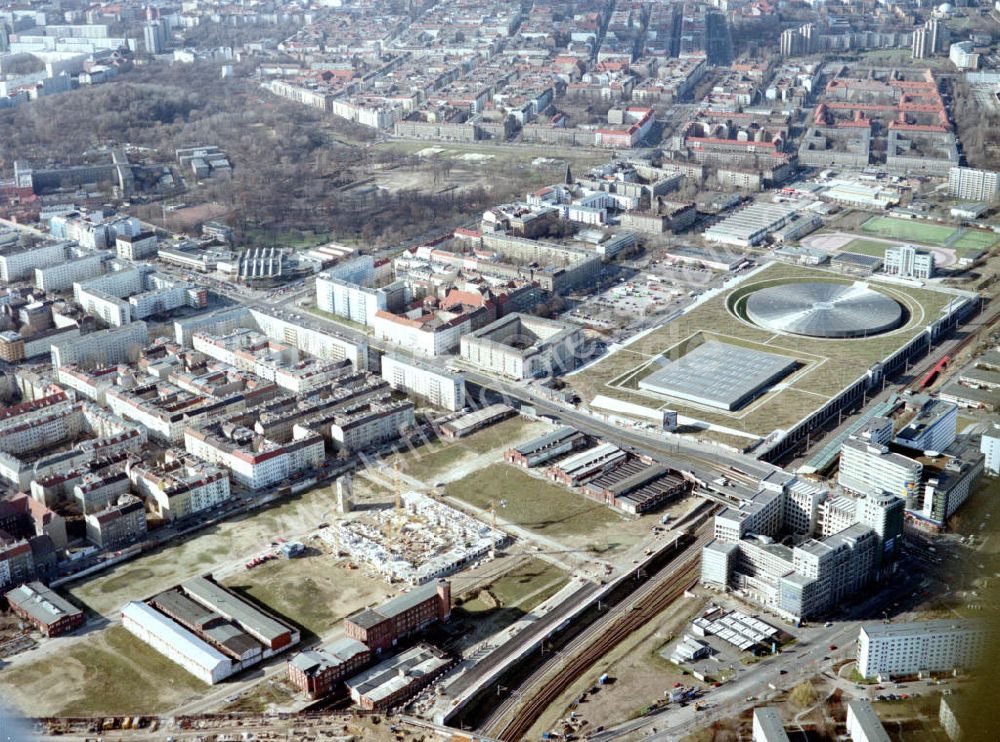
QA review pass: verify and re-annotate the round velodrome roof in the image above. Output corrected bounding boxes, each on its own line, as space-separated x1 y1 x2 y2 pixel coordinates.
745 282 903 339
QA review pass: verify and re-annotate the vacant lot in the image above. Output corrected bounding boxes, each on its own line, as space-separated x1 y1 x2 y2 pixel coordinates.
447 463 649 553
304 305 371 334
949 477 1000 555
69 478 388 617
391 416 551 484
0 625 207 717
860 216 957 246
221 547 396 639
219 677 299 713
871 695 948 740
459 557 568 614
462 416 549 454
242 226 334 250
452 557 570 649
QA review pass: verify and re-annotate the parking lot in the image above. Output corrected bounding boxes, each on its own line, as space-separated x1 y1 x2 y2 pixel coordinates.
661 604 791 684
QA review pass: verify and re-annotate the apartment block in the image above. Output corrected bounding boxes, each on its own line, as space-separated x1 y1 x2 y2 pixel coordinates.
460 314 584 380
752 707 790 742
34 249 108 291
50 322 148 368
115 231 158 261
847 700 891 742
315 273 407 327
130 454 231 521
373 307 477 357
380 354 465 411
191 329 352 395
84 493 147 548
327 399 415 453
982 421 1000 475
184 417 324 492
948 167 999 202
0 230 70 282
857 620 993 679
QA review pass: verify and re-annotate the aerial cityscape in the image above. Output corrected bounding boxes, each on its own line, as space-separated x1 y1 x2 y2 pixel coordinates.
0 0 998 740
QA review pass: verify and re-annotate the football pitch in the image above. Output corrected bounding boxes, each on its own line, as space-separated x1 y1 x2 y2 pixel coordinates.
951 229 999 251
860 216 957 246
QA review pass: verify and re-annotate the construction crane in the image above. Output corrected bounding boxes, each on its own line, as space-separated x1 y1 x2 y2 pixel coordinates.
392 460 403 511
487 499 507 559
388 461 406 551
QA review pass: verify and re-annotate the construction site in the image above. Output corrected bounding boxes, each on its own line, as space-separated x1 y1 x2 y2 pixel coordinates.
27 712 456 742
323 490 510 585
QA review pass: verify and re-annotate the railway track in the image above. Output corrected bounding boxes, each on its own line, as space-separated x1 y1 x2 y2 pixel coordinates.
480 535 708 741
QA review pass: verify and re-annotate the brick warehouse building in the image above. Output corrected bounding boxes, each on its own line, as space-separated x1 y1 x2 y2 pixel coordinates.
287 637 371 699
345 580 451 653
5 581 84 637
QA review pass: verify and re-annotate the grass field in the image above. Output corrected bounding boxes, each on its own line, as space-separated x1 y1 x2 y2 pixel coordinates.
463 416 548 454
458 557 568 614
870 694 946 737
0 625 208 717
857 49 951 71
304 305 371 334
860 216 957 246
570 262 958 443
391 416 550 484
951 229 999 251
222 547 397 639
948 477 1000 555
447 463 649 553
450 556 571 650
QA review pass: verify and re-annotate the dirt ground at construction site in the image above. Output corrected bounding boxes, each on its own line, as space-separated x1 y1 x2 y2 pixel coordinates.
221 544 399 640
4 415 679 723
528 593 709 740
66 477 391 617
218 676 300 714
32 713 453 741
